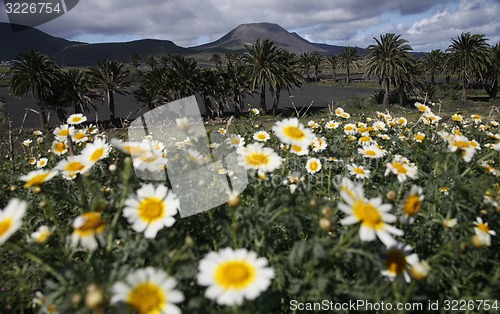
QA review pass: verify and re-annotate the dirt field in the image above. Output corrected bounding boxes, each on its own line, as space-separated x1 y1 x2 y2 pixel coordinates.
0 84 377 128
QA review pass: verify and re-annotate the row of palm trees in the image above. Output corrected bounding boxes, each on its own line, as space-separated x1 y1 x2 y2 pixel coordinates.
8 32 499 128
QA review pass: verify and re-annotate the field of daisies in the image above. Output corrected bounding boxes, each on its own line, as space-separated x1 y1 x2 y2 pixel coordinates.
0 101 499 313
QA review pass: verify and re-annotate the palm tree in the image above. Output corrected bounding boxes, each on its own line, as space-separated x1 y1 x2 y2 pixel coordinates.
241 39 284 114
420 49 445 84
89 59 131 122
165 55 200 99
326 54 340 83
271 50 302 115
9 51 60 128
445 32 491 101
310 52 323 82
339 47 360 83
210 54 223 68
364 33 414 106
485 43 500 100
63 69 96 114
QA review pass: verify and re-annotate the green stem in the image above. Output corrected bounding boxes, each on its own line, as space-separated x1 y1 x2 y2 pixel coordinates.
6 242 68 285
106 157 133 252
401 280 416 305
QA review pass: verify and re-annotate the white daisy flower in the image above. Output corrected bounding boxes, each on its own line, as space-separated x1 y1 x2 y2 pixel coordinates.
226 134 245 148
56 155 93 180
398 186 424 224
473 217 496 237
19 169 58 188
67 113 87 125
36 158 48 169
53 124 75 140
305 157 322 174
51 140 68 155
347 163 371 179
123 184 179 239
384 155 418 182
381 243 419 283
112 267 184 314
238 143 282 173
289 143 309 156
272 118 315 146
81 138 111 163
29 225 53 244
337 177 403 247
22 139 32 147
197 247 275 306
253 130 270 142
71 129 89 143
0 199 28 246
311 136 327 152
358 145 386 159
71 212 107 251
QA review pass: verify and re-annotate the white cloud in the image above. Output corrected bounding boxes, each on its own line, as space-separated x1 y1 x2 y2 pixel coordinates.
0 0 497 51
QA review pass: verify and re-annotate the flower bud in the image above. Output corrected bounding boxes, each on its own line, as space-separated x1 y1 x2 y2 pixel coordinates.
227 196 241 208
385 190 396 201
319 217 333 231
85 284 105 310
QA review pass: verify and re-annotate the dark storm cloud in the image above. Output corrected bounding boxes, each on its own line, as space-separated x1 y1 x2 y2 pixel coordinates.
0 0 497 50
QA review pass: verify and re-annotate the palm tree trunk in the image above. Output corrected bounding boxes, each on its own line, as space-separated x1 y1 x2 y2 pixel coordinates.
108 89 115 121
462 74 467 101
272 91 280 116
346 66 350 84
383 77 390 106
332 71 336 83
39 105 49 129
260 84 267 114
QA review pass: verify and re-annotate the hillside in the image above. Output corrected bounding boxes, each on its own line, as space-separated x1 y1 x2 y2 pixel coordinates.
1 21 374 65
192 22 324 54
53 39 195 66
0 23 81 61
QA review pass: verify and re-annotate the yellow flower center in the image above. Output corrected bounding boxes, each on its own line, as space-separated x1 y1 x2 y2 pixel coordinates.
385 249 407 275
36 230 51 243
353 200 383 229
308 161 319 172
0 218 13 237
25 173 50 188
231 138 241 145
415 134 425 141
54 142 67 153
90 148 105 162
138 197 166 222
66 161 85 173
74 212 106 237
246 152 270 167
73 132 86 140
404 195 421 216
59 129 70 137
283 126 305 140
353 167 366 175
364 150 377 157
453 141 469 149
127 282 166 314
123 145 146 155
215 261 256 289
291 145 303 152
359 136 371 142
392 162 407 174
256 134 267 140
477 223 490 233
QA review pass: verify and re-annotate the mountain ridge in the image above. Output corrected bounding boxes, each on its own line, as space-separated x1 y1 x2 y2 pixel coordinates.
1 22 370 65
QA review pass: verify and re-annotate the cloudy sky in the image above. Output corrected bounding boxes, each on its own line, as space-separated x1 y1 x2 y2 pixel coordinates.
1 0 499 51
